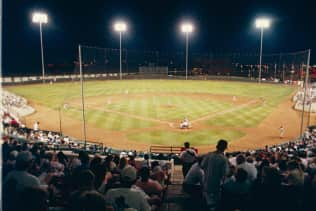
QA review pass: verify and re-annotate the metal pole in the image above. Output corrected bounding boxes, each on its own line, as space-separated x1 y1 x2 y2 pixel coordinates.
119 31 122 80
79 45 87 148
59 107 62 135
40 22 45 83
300 49 311 136
307 96 312 127
274 63 277 79
185 32 189 80
258 27 263 83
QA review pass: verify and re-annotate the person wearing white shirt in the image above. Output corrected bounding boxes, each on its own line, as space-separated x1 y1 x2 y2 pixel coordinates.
180 142 197 177
105 166 151 211
236 154 257 182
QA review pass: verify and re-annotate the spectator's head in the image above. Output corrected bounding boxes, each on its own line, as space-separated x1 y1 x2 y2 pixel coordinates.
139 167 150 182
90 156 102 169
236 154 246 165
184 142 190 148
79 191 108 211
287 160 300 171
262 167 281 186
235 168 248 183
75 170 96 190
121 166 137 187
79 151 90 165
113 155 120 165
119 157 128 170
17 187 48 211
151 161 160 169
197 156 204 166
216 139 228 152
278 160 288 172
144 154 149 160
16 151 33 171
246 156 254 164
8 150 18 161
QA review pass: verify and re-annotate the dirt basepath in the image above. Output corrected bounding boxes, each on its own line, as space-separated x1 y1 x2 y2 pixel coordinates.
23 93 315 154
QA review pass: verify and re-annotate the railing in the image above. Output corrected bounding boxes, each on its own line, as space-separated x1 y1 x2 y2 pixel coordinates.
150 145 182 154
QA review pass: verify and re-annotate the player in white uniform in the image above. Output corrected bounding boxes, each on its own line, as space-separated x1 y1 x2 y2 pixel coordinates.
279 125 285 139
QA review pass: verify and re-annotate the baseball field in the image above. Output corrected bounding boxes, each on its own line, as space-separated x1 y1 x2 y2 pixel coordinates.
6 79 306 152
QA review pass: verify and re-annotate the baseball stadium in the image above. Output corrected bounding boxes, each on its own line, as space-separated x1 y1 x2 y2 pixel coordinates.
2 47 314 153
3 1 316 211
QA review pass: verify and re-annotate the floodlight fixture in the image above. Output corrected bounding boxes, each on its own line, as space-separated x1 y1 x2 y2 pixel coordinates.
255 18 270 29
181 23 194 33
32 12 48 24
114 21 127 32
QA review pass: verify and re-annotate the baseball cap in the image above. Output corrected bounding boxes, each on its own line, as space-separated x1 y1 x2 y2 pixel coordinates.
121 166 137 182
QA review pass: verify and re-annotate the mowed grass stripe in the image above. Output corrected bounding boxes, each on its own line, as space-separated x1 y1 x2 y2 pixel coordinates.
127 129 245 146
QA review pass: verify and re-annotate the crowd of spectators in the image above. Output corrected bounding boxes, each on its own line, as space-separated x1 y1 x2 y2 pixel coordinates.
2 115 171 211
181 134 316 211
2 108 316 211
2 90 27 109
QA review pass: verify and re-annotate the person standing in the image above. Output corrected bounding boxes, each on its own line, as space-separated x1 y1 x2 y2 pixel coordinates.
279 125 285 139
33 121 40 131
180 142 197 177
201 139 229 211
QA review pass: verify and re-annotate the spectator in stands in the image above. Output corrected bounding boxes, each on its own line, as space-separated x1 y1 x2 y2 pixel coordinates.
236 154 257 181
105 166 151 211
103 155 116 171
3 150 18 178
150 161 165 186
118 157 128 173
69 170 96 211
201 139 228 210
287 160 304 187
4 151 41 191
183 156 204 196
136 167 163 196
250 166 285 211
17 187 49 211
76 151 90 171
142 154 151 169
180 142 197 177
128 155 136 168
79 191 110 211
220 168 251 211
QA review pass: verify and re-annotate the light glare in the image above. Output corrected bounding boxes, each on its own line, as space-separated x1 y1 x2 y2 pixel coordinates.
181 23 194 33
32 12 48 24
114 22 127 32
255 18 271 28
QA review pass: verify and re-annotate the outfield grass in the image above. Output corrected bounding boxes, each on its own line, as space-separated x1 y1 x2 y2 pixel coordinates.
127 129 245 145
7 80 294 145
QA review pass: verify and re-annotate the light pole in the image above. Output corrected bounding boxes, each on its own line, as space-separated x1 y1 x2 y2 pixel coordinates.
32 12 48 83
181 22 194 80
113 21 127 80
255 18 271 83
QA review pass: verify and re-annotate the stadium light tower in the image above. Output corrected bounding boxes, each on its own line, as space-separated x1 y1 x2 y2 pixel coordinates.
113 21 127 80
32 12 48 83
181 22 194 80
255 17 271 83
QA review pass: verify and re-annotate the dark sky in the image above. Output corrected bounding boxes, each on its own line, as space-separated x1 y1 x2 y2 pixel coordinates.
3 0 316 75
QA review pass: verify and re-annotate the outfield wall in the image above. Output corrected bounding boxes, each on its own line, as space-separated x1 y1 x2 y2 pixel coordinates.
1 73 285 86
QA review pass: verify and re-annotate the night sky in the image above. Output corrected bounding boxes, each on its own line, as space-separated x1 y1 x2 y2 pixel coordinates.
3 0 316 76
